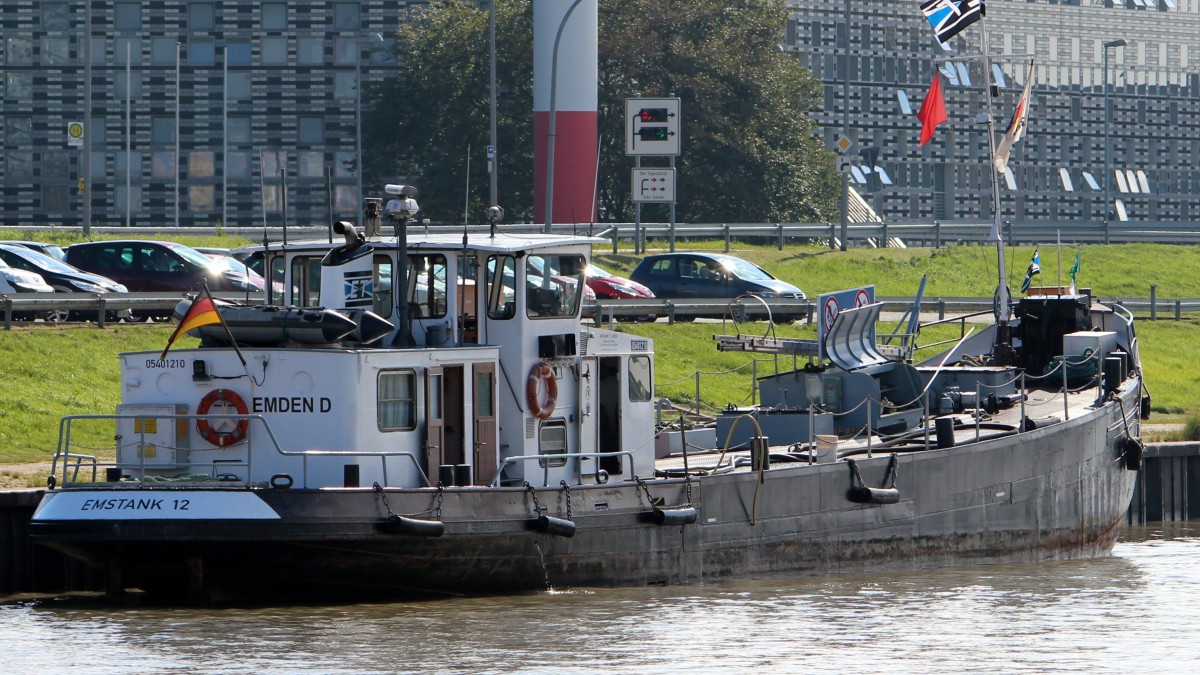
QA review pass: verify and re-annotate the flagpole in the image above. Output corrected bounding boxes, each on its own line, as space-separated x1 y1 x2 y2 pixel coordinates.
1056 230 1062 294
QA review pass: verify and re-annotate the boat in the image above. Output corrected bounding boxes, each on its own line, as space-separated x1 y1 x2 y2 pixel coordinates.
27 197 1147 603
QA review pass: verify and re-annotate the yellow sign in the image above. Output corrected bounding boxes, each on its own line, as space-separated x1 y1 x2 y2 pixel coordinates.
67 121 84 147
78 178 85 194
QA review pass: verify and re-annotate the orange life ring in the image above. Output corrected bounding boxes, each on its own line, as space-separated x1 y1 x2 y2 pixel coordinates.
527 362 558 420
196 388 250 447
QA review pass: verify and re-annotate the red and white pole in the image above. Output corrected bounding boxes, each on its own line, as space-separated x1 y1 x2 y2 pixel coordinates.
533 0 598 226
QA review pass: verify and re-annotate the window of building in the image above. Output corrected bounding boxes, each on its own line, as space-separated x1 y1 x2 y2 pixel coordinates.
151 152 176 179
298 117 325 145
335 185 356 212
297 38 324 65
189 151 215 178
538 420 567 468
5 117 31 146
334 3 361 31
227 117 251 144
189 38 215 66
115 152 142 177
377 370 416 431
42 185 70 213
115 72 142 99
151 38 178 66
226 151 250 178
115 37 141 65
333 37 358 66
6 152 32 179
298 150 325 178
116 185 142 213
262 37 288 65
89 153 106 179
262 4 287 31
43 152 69 179
5 73 32 101
227 40 251 65
89 37 105 64
188 185 214 211
334 71 355 99
261 150 287 177
41 3 70 31
115 3 141 31
152 118 175 146
335 151 355 178
189 3 215 31
628 356 652 402
42 36 70 65
228 72 251 100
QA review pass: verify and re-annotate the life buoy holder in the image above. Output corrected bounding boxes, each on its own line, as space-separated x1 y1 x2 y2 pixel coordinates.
527 362 557 420
197 388 250 447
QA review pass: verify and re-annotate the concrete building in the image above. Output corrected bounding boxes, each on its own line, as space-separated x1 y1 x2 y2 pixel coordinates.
1 1 425 230
784 0 1200 226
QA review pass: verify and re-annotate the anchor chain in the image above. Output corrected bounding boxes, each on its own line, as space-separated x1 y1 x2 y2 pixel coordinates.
374 481 444 519
373 482 398 519
559 480 572 521
634 476 664 507
524 481 545 515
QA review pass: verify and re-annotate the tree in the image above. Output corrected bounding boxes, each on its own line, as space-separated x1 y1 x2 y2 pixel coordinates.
367 0 838 224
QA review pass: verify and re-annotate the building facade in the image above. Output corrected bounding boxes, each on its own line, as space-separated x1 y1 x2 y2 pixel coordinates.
1 1 428 230
784 0 1200 225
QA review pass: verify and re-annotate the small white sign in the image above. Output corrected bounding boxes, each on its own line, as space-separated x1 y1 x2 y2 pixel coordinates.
632 168 675 203
836 156 853 172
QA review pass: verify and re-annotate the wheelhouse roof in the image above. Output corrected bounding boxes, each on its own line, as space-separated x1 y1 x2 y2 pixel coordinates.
243 232 605 256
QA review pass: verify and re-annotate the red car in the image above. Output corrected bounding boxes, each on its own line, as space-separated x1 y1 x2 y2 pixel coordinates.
586 264 656 321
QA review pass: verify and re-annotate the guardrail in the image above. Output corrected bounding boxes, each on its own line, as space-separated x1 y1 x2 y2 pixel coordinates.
5 291 1200 330
7 219 1200 248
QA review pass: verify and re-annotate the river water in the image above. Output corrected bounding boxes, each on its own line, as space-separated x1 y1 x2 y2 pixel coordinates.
2 524 1197 674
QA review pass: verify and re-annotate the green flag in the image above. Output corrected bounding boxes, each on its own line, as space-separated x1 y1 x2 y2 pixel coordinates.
1069 249 1081 282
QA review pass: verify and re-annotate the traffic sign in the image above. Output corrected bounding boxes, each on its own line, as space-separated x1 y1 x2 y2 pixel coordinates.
632 168 675 203
626 97 680 156
835 135 852 154
835 156 853 173
67 121 84 148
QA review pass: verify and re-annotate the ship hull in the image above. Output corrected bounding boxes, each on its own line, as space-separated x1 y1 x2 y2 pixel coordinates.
31 385 1139 603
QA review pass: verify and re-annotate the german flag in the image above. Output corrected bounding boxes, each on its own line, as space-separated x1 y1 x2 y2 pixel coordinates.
160 288 222 360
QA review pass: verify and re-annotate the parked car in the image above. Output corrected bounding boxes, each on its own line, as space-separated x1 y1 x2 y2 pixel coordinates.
0 244 129 322
66 240 263 320
0 240 67 262
586 264 656 321
0 255 54 321
202 252 276 294
629 252 806 322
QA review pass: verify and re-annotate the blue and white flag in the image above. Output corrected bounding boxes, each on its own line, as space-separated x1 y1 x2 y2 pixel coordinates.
919 0 985 45
1021 249 1041 293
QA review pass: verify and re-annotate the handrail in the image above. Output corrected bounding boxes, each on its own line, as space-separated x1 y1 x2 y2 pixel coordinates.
490 450 636 487
54 413 426 489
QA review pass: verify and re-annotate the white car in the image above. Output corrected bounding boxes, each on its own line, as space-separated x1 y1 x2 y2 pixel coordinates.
0 257 53 294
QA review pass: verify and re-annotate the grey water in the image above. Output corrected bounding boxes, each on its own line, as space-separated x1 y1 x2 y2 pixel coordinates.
3 525 1198 674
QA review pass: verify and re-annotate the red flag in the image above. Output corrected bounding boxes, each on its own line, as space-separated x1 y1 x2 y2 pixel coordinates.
917 73 948 146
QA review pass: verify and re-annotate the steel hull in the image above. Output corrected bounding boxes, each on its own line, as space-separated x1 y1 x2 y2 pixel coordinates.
31 385 1139 603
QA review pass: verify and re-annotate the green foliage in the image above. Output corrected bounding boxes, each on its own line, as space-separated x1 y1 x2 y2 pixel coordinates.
366 0 837 224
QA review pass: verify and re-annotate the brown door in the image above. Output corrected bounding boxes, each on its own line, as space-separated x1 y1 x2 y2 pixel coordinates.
424 366 444 483
472 362 498 483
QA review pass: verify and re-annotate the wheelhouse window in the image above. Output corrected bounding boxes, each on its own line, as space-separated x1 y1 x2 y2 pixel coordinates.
539 419 567 468
407 254 447 318
486 255 516 320
628 355 652 402
373 254 392 318
526 253 585 319
378 370 416 431
291 255 323 307
268 254 285 305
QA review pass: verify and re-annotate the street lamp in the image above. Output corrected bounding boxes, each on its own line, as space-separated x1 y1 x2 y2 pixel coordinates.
355 34 385 230
1103 38 1127 239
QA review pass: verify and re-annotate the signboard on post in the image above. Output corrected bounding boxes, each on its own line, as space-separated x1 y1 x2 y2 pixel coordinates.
632 169 675 203
816 286 875 359
67 121 84 148
625 97 680 156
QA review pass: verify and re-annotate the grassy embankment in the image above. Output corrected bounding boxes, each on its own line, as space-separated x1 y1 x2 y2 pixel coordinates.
2 239 1198 479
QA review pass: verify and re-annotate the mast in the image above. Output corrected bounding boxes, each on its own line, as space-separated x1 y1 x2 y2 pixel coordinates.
978 27 1014 362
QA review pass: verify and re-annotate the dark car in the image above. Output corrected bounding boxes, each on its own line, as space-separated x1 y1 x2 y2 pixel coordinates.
66 240 262 320
629 252 805 321
0 243 129 321
0 240 67 262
